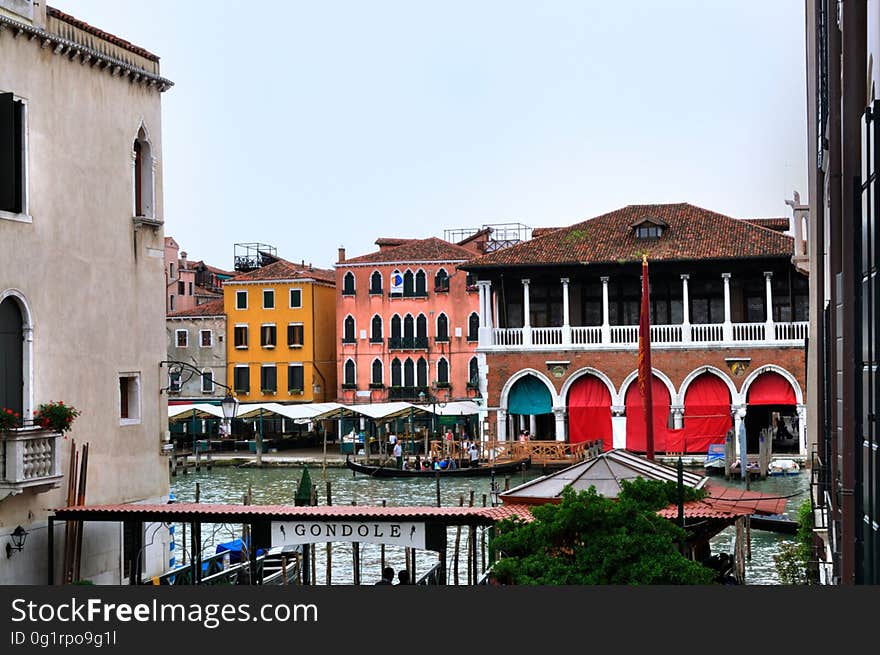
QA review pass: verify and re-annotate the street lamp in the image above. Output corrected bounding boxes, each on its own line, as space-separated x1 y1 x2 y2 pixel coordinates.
220 392 239 421
6 525 28 558
161 360 239 439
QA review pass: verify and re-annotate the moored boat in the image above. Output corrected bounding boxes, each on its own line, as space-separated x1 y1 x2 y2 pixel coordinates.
345 455 530 478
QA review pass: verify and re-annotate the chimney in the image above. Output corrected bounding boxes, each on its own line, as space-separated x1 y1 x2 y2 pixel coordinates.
180 251 188 268
338 246 346 262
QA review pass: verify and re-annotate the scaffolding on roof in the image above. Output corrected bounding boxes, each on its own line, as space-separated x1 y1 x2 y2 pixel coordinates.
443 222 532 253
234 243 278 273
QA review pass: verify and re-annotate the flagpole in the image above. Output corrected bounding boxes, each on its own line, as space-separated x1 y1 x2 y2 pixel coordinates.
638 254 655 460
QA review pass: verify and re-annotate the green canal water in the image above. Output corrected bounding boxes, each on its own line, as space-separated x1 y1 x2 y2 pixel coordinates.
169 465 810 585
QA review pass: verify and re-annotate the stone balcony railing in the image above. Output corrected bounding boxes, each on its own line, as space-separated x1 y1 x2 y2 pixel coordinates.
0 426 64 500
481 321 808 351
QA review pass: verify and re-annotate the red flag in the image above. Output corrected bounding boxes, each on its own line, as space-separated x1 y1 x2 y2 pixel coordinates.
638 254 655 460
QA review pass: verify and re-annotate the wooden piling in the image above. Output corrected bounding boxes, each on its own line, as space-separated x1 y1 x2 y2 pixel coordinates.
380 500 386 570
195 444 201 472
170 443 177 477
73 443 89 582
453 494 464 585
206 447 212 472
435 471 441 507
326 480 332 586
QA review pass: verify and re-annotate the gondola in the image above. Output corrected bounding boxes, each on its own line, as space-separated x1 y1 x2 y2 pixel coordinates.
345 455 530 478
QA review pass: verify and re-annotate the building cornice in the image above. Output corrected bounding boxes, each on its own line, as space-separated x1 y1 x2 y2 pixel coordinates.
336 259 469 269
0 14 174 92
224 278 334 287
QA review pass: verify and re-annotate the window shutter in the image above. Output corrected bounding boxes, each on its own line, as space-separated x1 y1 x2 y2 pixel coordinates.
0 94 18 212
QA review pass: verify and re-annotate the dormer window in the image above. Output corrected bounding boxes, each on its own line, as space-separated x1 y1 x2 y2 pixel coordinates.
631 217 667 240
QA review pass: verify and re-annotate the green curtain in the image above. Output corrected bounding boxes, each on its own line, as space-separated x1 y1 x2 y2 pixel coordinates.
508 376 552 415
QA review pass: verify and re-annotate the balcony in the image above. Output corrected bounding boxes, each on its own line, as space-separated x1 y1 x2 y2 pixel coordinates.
388 386 431 400
0 427 64 500
388 336 429 350
481 321 809 351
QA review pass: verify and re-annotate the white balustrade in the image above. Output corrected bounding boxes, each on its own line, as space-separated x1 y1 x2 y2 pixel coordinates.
1 427 64 499
732 322 766 341
531 327 563 346
610 325 638 344
572 326 603 345
775 321 809 341
483 322 807 350
650 324 682 343
691 323 723 342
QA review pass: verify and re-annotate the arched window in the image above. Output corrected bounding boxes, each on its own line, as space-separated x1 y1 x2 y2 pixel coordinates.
437 358 449 385
370 271 383 294
342 271 356 295
371 315 383 343
343 316 356 343
344 359 356 386
371 359 383 385
467 312 480 341
391 358 402 387
416 357 428 388
133 127 154 219
434 268 449 292
404 358 415 388
416 314 427 347
468 357 479 387
436 313 449 341
390 314 402 348
415 270 427 297
0 296 25 415
403 270 414 297
403 314 415 346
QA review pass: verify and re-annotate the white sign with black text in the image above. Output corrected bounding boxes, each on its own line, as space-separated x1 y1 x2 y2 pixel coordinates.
272 520 426 548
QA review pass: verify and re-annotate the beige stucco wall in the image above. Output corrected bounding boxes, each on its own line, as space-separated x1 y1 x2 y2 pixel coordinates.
0 24 170 583
166 315 228 400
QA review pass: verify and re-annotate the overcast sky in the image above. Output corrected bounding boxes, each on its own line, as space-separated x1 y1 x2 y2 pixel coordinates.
52 1 808 271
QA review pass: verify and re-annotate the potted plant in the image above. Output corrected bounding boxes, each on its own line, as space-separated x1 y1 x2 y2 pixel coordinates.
0 407 22 433
33 401 81 435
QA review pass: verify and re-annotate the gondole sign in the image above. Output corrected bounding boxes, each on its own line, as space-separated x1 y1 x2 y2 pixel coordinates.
271 520 426 549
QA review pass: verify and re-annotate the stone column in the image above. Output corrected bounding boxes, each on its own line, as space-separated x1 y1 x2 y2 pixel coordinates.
722 273 732 342
529 415 537 437
522 279 532 346
671 405 684 429
496 409 508 442
764 271 776 341
796 404 806 456
553 407 567 442
477 281 492 348
611 406 626 449
561 277 571 345
601 276 611 344
733 405 746 457
680 274 691 343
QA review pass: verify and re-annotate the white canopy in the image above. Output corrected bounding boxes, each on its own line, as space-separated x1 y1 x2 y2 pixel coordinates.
167 403 226 420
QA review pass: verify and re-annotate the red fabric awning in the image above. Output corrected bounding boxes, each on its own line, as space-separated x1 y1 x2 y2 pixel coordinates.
567 375 613 450
625 376 675 453
673 373 732 453
747 372 797 405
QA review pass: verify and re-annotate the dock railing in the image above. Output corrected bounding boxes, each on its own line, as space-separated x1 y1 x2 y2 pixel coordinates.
426 439 603 466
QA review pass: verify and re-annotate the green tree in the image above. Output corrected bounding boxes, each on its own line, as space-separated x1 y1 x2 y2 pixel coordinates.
489 479 716 585
773 500 817 585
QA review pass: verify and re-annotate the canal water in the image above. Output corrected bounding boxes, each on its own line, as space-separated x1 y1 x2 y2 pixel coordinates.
169 464 810 585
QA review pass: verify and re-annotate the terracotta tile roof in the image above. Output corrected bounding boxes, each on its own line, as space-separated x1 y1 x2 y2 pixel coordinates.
229 260 336 284
531 227 561 238
167 299 225 318
342 237 478 265
193 286 222 298
52 503 535 525
742 218 790 232
464 203 794 268
47 7 160 61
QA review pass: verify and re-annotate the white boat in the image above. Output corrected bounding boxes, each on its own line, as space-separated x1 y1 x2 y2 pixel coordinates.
767 458 800 476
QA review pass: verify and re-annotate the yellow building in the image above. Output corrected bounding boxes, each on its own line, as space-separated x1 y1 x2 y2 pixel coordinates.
223 260 337 403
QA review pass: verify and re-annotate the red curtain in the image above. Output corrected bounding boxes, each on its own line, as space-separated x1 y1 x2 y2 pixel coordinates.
747 372 797 405
677 373 732 453
567 376 613 451
625 376 674 453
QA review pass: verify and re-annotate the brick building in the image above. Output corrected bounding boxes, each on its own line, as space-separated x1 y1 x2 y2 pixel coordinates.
461 203 809 457
335 237 484 405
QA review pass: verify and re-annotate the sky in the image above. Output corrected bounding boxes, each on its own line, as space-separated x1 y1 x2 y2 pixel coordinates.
51 1 808 271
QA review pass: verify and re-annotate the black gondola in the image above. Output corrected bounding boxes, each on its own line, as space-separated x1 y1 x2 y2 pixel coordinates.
345 455 530 478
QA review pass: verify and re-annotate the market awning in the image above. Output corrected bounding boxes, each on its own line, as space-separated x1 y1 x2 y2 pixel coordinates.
747 372 797 405
167 403 226 420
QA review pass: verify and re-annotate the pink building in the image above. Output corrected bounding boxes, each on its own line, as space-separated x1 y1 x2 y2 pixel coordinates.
335 237 482 405
164 236 197 313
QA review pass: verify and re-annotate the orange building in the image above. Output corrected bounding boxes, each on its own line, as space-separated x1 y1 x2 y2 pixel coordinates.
335 237 482 405
224 260 337 404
